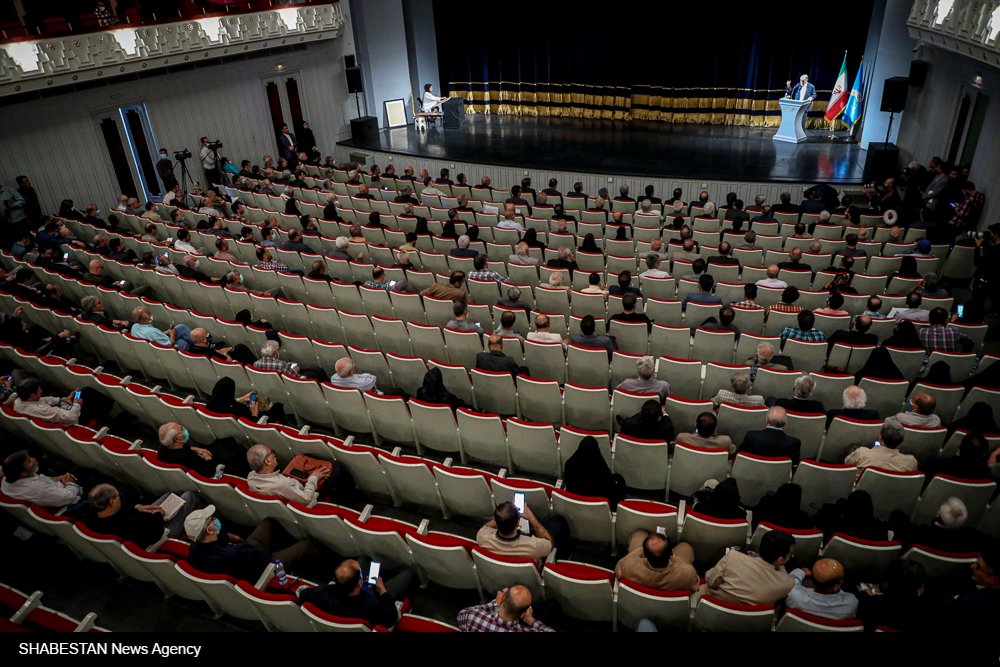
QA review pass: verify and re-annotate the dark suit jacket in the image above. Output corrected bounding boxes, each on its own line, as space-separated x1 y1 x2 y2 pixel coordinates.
546 258 578 275
322 203 343 222
921 455 994 482
739 427 802 465
777 261 809 273
449 248 478 258
393 195 419 205
279 132 297 159
475 350 526 377
800 199 827 214
826 408 880 428
609 285 642 298
773 203 802 214
707 256 741 270
775 397 825 415
505 197 532 215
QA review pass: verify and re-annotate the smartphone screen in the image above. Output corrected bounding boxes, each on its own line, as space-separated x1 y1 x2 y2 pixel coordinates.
513 492 525 513
249 392 257 404
874 440 881 447
367 561 381 585
74 390 82 399
388 280 396 287
957 305 965 318
63 252 70 261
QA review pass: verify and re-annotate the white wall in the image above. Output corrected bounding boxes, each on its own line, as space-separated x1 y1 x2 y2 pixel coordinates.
0 38 354 216
895 45 1000 226
349 0 412 127
859 0 918 148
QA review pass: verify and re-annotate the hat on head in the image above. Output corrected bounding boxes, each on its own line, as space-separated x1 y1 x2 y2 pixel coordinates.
183 504 216 540
917 239 931 252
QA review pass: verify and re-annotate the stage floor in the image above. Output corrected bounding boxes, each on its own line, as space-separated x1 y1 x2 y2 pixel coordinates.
337 115 867 184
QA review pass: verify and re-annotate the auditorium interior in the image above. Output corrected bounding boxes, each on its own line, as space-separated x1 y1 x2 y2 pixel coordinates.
0 0 999 637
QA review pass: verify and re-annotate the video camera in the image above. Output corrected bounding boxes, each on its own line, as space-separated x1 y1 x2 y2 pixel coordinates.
174 148 192 160
206 140 223 150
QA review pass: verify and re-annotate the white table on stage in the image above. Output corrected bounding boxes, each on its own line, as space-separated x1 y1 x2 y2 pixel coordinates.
773 98 811 144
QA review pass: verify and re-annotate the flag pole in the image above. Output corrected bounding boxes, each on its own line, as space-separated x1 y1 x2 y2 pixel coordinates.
828 50 847 140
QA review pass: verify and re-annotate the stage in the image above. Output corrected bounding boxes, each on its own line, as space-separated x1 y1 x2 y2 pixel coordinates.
337 115 868 185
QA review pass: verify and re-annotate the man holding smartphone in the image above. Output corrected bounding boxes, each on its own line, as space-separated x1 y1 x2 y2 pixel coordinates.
476 500 571 561
297 558 415 629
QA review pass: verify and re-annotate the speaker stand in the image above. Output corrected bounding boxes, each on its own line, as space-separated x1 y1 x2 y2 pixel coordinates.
354 92 362 119
884 111 895 145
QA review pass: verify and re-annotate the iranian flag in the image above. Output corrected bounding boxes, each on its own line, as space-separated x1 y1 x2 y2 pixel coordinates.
824 53 849 121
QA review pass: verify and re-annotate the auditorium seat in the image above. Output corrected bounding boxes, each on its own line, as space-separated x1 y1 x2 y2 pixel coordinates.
775 608 864 633
911 474 996 526
551 490 614 549
542 561 615 623
405 531 481 595
692 596 775 632
729 453 793 507
820 533 902 580
506 418 560 477
716 403 768 450
287 502 361 556
377 452 443 513
857 377 909 420
614 500 679 548
612 434 670 492
681 511 749 564
562 383 612 432
301 602 380 632
955 386 1000 420
856 467 924 520
457 409 509 468
567 345 611 388
820 417 882 463
516 375 563 426
472 547 545 601
658 357 702 398
433 465 497 519
612 389 659 432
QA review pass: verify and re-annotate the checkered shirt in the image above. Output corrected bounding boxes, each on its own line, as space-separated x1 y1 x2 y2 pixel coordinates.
469 269 505 283
780 326 827 346
919 323 973 354
253 356 301 378
456 601 555 633
256 260 289 272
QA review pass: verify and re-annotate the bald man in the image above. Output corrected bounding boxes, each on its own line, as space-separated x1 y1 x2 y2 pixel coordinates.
297 558 415 629
130 306 192 350
185 327 233 361
889 392 941 428
756 264 788 289
457 585 555 632
786 558 859 620
778 247 809 272
737 406 802 465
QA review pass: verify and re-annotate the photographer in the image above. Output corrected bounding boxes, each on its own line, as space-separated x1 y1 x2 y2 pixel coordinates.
200 137 221 188
973 223 1000 317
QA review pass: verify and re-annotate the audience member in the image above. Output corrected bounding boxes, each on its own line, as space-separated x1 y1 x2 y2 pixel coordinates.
563 436 627 509
786 558 858 620
614 530 699 594
693 478 747 521
844 420 917 480
676 412 735 455
456 586 555 633
888 393 941 428
329 357 378 392
608 293 652 333
1 450 82 510
827 386 880 426
774 376 824 414
618 399 676 443
475 334 527 378
568 314 616 359
703 530 796 605
86 483 201 543
780 310 826 346
738 407 802 465
476 500 570 560
615 355 669 403
754 483 812 529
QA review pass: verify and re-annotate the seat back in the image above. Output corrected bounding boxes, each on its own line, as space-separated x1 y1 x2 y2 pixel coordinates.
910 474 996 526
855 467 925 520
551 490 614 546
541 561 615 622
820 417 882 463
820 533 901 579
471 548 543 601
775 608 864 632
692 596 775 632
729 453 793 506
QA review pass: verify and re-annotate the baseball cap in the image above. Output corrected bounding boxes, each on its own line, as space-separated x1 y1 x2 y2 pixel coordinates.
183 504 216 540
917 239 931 252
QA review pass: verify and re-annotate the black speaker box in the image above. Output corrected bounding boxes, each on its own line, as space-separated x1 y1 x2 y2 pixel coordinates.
345 54 356 68
864 142 899 182
881 77 909 113
350 116 378 144
908 60 928 86
346 67 363 94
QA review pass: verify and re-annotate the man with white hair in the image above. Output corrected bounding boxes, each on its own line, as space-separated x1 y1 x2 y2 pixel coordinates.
774 375 824 413
393 185 419 205
756 265 788 289
497 209 525 233
157 421 252 477
746 341 787 380
323 193 345 221
753 194 767 209
450 235 479 259
508 241 538 266
546 246 578 276
328 235 364 262
698 202 717 219
636 199 662 223
845 420 916 480
786 74 816 131
739 230 762 250
253 339 309 378
247 445 330 507
615 355 670 403
888 497 986 554
712 371 765 410
329 357 378 392
826 385 879 426
738 406 802 465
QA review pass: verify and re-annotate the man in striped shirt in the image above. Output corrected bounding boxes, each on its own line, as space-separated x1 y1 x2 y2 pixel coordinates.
765 286 803 321
780 310 827 347
254 247 289 272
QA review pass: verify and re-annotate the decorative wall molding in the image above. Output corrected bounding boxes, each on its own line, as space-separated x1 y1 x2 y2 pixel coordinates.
0 4 344 96
907 0 1000 68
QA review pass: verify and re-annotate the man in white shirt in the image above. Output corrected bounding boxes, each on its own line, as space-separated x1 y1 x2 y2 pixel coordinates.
1 450 82 510
756 265 788 289
162 184 181 206
508 242 537 265
526 314 566 350
497 209 525 233
199 137 219 186
329 357 378 393
639 253 670 284
12 378 82 425
173 229 200 255
888 393 942 428
786 559 858 620
889 292 930 323
246 445 328 507
419 177 445 199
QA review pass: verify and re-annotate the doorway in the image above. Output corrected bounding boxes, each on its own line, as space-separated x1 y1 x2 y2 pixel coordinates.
263 73 306 159
948 87 989 167
98 103 162 202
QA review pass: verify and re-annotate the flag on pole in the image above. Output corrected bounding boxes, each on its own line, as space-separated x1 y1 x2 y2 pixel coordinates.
842 58 865 128
824 52 849 121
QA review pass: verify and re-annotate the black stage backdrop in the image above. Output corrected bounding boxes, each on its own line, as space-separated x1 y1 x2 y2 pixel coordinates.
433 1 874 129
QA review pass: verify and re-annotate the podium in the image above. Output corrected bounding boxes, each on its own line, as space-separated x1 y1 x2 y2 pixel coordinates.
442 97 465 129
773 98 811 144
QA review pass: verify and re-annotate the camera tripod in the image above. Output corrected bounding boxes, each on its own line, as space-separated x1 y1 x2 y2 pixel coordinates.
175 157 195 208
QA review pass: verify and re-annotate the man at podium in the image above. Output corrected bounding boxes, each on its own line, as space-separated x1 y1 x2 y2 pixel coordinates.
785 74 816 131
